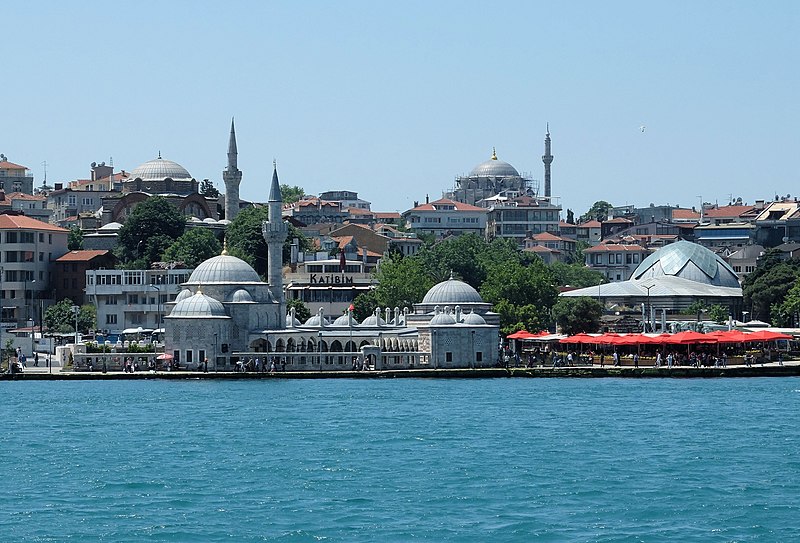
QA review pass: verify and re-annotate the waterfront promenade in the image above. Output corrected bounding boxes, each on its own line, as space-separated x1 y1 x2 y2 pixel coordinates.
4 360 800 380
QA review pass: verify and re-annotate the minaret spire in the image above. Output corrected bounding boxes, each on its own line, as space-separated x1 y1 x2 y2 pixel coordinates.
263 159 288 310
542 124 553 198
222 117 243 221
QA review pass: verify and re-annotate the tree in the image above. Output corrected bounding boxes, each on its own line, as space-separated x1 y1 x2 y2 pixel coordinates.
199 179 220 198
44 299 95 334
579 200 613 223
116 196 185 267
772 279 800 327
225 206 311 277
566 209 575 224
480 259 558 334
162 228 222 268
549 261 606 288
68 226 83 250
551 297 603 335
743 261 800 322
352 254 433 320
708 304 728 325
281 185 305 205
286 297 311 323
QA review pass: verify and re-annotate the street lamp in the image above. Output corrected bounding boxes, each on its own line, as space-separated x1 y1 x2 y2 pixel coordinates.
150 284 162 350
71 305 79 346
642 282 655 333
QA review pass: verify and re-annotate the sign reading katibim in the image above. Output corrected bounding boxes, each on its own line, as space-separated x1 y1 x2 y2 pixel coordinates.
309 274 355 285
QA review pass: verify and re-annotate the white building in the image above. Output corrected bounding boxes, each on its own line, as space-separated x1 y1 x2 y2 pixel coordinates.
402 197 487 239
86 267 192 334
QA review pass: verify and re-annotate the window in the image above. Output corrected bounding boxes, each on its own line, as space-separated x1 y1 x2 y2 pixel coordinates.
6 232 17 243
445 352 453 362
39 233 44 243
128 294 138 305
199 350 206 363
173 350 180 363
106 314 117 324
186 350 193 364
106 296 117 305
476 352 483 362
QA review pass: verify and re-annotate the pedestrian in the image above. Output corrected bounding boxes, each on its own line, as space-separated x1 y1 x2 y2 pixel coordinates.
612 350 620 367
633 352 639 368
600 352 605 367
34 352 39 367
655 352 662 367
203 357 209 373
19 352 27 368
667 352 673 368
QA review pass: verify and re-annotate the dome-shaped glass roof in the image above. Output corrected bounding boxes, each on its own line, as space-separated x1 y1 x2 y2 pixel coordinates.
175 288 193 302
170 291 227 318
130 157 192 181
469 150 520 177
227 288 254 303
632 240 740 288
422 277 483 304
187 254 261 284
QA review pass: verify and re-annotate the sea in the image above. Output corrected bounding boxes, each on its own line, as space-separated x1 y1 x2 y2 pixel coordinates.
1 377 799 542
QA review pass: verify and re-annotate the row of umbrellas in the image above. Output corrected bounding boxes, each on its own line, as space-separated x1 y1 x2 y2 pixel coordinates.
508 330 793 345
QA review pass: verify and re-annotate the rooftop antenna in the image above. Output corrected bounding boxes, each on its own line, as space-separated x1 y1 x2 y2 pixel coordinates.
41 160 47 185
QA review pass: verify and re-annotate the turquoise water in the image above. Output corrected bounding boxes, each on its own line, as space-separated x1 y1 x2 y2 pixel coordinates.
2 378 800 542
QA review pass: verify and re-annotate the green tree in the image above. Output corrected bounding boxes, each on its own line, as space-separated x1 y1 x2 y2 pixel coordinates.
549 261 606 288
116 196 185 267
281 185 305 205
551 297 603 335
199 179 220 198
566 209 575 224
68 226 83 250
286 297 311 323
225 206 311 276
162 228 222 268
480 259 558 334
579 200 613 223
44 299 95 334
708 304 729 325
352 254 433 320
743 262 800 322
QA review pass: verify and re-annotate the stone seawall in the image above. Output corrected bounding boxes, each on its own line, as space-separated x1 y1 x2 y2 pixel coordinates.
3 364 800 380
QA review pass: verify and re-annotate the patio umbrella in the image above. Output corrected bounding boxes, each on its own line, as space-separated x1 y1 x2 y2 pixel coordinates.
156 353 174 360
707 330 751 343
507 330 532 339
745 330 793 341
559 333 597 344
664 331 718 344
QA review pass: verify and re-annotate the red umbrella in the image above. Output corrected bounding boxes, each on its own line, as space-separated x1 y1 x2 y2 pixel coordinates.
707 330 751 343
507 330 531 339
559 333 597 344
745 330 793 341
156 353 174 360
664 331 718 344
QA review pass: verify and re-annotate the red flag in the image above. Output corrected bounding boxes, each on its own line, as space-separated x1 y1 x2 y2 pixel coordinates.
348 304 355 312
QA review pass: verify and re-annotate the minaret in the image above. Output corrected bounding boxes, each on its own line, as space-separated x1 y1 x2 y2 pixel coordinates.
222 118 242 221
542 123 553 198
262 160 288 306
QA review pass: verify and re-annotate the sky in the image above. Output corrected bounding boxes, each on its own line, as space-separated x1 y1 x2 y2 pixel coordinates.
2 1 798 217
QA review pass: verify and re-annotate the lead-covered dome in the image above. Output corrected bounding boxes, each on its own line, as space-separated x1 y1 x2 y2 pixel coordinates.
170 291 227 318
227 288 254 303
187 254 261 284
130 157 192 181
469 150 520 177
632 240 740 288
422 276 483 304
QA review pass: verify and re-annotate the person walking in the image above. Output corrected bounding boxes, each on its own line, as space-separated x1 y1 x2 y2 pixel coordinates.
633 352 639 368
612 350 620 367
655 352 662 367
667 352 673 368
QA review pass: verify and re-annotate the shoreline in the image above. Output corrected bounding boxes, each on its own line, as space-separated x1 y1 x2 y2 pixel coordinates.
3 363 800 380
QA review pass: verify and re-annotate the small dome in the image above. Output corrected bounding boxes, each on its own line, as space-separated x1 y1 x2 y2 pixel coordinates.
304 314 330 327
227 288 254 303
187 254 261 284
175 288 193 302
461 311 486 325
361 313 387 327
218 219 231 225
202 217 217 224
99 222 123 231
170 291 227 318
422 276 483 304
632 240 740 288
332 313 358 327
130 157 192 181
286 313 302 327
469 150 520 177
430 312 457 325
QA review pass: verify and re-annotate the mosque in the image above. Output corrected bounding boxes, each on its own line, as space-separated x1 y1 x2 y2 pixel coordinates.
164 163 500 371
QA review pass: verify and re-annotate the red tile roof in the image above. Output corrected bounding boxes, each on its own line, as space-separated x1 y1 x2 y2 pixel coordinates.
0 160 28 170
0 214 68 232
374 212 401 219
579 219 602 228
407 198 484 212
672 208 701 220
704 205 755 218
55 250 111 262
532 232 563 241
604 217 633 224
1 192 45 201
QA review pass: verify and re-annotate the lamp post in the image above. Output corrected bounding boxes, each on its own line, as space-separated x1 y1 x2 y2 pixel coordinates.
71 305 79 347
642 283 655 333
150 284 162 350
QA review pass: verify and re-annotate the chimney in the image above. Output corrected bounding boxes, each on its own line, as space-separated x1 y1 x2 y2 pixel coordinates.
425 194 429 204
55 183 63 190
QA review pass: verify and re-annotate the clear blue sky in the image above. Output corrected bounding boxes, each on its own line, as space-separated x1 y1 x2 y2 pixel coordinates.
3 1 798 216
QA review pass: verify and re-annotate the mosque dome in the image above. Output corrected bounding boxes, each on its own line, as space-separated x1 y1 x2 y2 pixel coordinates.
99 221 123 231
361 312 387 327
631 240 740 288
422 275 483 305
130 157 192 181
304 313 330 327
469 149 520 177
187 254 261 284
227 288 254 303
175 288 193 302
286 313 302 327
461 311 486 325
430 311 457 326
332 313 358 327
170 291 227 318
